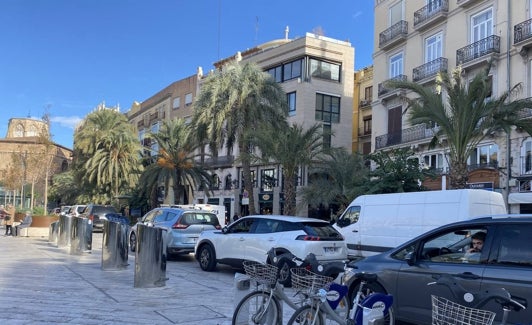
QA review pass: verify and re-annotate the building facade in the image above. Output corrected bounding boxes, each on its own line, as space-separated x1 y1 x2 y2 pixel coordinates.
0 118 72 208
354 65 374 155
372 0 532 213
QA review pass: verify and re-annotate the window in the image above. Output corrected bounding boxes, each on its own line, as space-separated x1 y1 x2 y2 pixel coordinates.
138 129 145 143
287 92 296 116
14 124 23 137
363 117 372 135
185 93 193 106
425 32 442 63
173 97 180 109
389 0 404 26
418 227 487 264
424 153 444 171
495 225 532 266
472 8 493 43
315 93 341 123
364 86 373 102
283 59 302 81
390 52 403 78
521 138 532 174
261 169 275 192
337 205 361 227
469 144 498 167
310 58 341 82
267 66 282 83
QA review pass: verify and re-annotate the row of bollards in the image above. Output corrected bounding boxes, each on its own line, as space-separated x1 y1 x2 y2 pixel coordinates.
47 215 168 288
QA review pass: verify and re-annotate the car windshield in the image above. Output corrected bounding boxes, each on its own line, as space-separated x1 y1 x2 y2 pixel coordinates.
182 213 219 226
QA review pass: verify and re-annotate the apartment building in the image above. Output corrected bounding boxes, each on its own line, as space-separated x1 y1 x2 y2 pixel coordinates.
372 0 532 213
354 65 374 155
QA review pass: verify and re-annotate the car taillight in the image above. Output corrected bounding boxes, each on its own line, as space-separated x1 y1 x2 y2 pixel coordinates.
172 222 189 229
296 235 322 241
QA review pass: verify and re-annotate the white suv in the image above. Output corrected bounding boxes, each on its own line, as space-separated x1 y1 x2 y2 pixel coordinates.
194 215 347 284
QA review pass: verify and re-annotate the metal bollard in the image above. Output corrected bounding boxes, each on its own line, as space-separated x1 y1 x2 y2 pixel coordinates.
102 220 129 270
57 215 73 248
48 221 59 246
134 224 167 288
69 216 92 255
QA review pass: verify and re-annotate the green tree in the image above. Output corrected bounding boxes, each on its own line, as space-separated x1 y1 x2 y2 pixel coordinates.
389 65 532 188
253 123 324 216
74 109 142 203
367 148 434 194
49 170 80 205
140 118 211 206
300 148 369 217
192 61 288 215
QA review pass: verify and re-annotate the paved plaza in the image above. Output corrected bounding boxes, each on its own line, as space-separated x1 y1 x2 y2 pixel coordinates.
0 230 252 324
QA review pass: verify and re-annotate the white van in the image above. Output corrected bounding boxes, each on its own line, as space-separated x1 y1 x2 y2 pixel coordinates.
333 189 507 259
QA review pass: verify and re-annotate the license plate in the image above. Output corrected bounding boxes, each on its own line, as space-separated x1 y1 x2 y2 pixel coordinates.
324 247 337 254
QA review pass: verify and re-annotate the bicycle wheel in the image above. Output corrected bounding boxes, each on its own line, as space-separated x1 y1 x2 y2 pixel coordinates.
232 290 281 325
288 304 325 325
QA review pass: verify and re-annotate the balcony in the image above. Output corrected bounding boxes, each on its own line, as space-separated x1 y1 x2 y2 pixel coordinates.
414 0 448 31
413 57 448 83
457 0 483 8
456 35 500 67
467 162 498 172
514 18 532 49
360 99 372 108
378 74 407 99
379 20 408 50
202 155 235 168
375 123 436 150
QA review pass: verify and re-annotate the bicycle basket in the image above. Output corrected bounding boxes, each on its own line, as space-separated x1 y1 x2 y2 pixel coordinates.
431 295 496 325
290 268 333 294
242 261 278 285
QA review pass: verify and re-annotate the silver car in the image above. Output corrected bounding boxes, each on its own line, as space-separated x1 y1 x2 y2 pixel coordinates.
129 207 220 256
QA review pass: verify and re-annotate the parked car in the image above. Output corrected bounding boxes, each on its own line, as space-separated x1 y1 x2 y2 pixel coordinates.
343 215 532 324
194 215 348 285
59 206 71 216
129 207 221 256
80 204 119 231
68 204 87 217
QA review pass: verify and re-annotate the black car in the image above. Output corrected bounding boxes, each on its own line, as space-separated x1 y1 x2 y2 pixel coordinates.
343 215 532 324
80 204 121 231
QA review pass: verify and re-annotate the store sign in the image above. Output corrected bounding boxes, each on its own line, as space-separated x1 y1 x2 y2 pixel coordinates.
467 182 494 191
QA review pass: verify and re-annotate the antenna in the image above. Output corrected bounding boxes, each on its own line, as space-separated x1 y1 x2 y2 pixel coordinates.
255 16 259 45
217 0 221 60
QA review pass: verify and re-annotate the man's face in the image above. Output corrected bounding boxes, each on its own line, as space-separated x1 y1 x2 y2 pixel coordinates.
471 239 484 252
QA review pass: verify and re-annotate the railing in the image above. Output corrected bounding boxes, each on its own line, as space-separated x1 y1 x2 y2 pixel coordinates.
467 162 498 171
379 20 408 48
456 35 500 65
517 107 532 119
360 99 372 107
202 155 234 168
413 57 448 82
414 0 448 28
375 123 436 149
515 18 532 44
378 75 407 97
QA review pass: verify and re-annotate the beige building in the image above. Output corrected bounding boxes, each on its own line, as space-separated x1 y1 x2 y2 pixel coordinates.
128 31 355 218
372 0 532 212
354 66 374 155
0 118 72 208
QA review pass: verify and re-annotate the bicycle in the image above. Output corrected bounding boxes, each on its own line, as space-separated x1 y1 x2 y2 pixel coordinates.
287 270 394 325
232 251 349 325
428 274 526 325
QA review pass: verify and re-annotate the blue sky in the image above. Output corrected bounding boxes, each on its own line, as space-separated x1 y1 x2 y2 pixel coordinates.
0 0 374 149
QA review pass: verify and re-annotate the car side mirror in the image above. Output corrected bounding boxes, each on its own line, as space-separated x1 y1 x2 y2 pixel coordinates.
336 218 349 228
405 252 417 266
222 226 228 234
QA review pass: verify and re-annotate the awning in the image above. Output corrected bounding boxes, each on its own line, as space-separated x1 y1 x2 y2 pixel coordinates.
508 192 532 204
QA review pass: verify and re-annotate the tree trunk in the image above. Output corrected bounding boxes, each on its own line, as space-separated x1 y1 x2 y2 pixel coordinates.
283 173 297 216
449 160 468 189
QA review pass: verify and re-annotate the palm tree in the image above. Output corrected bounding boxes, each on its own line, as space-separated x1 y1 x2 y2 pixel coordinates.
192 61 288 215
389 65 532 189
300 148 369 218
74 109 142 203
140 118 211 206
253 123 324 216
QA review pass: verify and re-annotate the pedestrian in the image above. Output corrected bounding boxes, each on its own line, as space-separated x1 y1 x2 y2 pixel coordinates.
15 210 32 236
4 204 15 236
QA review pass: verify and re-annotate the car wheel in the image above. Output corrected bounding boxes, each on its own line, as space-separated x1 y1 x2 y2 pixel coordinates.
198 244 216 271
276 255 296 287
129 232 137 252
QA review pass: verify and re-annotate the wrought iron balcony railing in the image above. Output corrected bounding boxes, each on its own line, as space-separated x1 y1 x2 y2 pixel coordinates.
375 123 437 150
413 57 448 82
515 18 532 44
379 20 408 49
414 0 448 29
378 75 407 97
456 35 500 65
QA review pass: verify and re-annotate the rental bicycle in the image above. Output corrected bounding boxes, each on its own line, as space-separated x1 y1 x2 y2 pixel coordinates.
428 274 526 325
232 250 349 325
287 270 394 325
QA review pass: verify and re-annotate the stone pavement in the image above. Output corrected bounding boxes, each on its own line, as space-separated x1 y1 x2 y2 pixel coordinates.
0 230 242 325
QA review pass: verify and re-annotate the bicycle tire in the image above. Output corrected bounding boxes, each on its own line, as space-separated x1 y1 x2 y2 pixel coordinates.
232 290 282 325
287 304 325 325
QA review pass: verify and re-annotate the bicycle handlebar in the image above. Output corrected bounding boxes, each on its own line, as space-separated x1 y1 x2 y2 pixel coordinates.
428 274 526 312
266 247 347 278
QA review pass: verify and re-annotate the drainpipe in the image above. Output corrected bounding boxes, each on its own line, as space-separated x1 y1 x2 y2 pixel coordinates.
505 0 511 212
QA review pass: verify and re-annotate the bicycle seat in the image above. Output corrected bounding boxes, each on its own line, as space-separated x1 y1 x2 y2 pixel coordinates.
355 272 378 282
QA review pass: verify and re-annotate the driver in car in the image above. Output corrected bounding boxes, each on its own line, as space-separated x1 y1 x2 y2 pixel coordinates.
468 231 485 253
